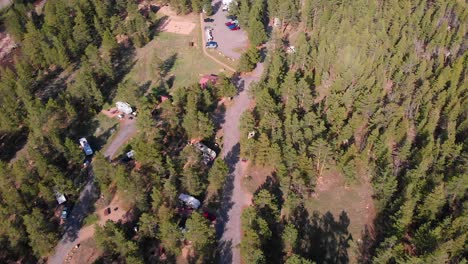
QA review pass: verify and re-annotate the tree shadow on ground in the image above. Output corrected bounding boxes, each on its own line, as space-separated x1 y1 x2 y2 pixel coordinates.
105 45 137 104
357 225 376 264
62 176 99 243
212 103 226 130
214 143 239 263
150 15 169 39
231 73 245 94
212 0 222 14
161 53 178 77
290 205 352 264
136 80 152 99
0 128 29 162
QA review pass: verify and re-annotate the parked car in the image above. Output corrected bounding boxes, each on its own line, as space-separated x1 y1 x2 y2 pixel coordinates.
206 41 218 49
230 26 241 31
61 207 69 219
227 23 238 29
204 18 214 22
79 137 93 156
225 21 235 26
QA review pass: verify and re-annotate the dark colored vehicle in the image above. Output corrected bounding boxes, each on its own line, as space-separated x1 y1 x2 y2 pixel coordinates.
230 26 241 31
203 211 216 222
204 18 214 22
206 41 218 48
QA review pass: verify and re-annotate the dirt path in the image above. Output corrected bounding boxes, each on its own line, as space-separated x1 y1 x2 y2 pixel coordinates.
48 176 98 264
216 65 263 264
48 118 136 264
0 0 11 9
199 13 236 72
103 116 137 159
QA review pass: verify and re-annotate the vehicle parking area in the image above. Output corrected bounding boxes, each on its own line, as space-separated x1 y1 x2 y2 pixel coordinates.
202 0 248 59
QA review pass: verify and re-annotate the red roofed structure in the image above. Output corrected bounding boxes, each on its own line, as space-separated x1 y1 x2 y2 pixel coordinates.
199 74 218 88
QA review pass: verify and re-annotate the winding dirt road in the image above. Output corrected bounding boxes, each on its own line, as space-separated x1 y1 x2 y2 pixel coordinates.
48 118 137 264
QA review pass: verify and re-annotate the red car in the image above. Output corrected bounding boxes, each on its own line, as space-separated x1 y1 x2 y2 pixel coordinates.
203 211 216 222
225 21 235 26
230 26 240 31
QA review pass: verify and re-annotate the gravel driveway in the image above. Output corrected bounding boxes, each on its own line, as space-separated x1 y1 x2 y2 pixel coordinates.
48 117 137 264
103 117 137 159
216 64 264 264
204 0 248 59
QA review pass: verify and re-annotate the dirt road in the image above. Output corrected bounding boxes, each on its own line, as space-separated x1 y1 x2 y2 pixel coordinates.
103 116 137 159
48 175 98 264
0 0 11 9
216 65 263 264
48 117 137 264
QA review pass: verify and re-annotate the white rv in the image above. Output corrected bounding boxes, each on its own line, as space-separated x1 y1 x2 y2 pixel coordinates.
222 0 233 11
116 101 133 115
178 194 201 209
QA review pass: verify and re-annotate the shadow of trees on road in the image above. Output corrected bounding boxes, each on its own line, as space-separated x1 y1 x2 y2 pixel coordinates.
62 177 99 243
290 205 352 264
214 143 239 263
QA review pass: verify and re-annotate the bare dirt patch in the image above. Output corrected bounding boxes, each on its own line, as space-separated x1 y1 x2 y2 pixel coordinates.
64 193 130 263
68 237 102 264
157 6 196 35
101 107 120 119
243 164 273 193
0 32 16 60
305 168 375 263
159 19 196 35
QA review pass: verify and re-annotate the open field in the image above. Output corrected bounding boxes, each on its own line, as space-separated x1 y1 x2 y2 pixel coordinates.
128 32 223 88
303 169 375 263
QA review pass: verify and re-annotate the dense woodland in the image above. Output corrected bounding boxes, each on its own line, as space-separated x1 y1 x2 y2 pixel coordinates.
0 0 466 263
234 0 467 263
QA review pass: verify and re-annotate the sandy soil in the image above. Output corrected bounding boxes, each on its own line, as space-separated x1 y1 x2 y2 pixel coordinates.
158 6 196 35
62 194 129 264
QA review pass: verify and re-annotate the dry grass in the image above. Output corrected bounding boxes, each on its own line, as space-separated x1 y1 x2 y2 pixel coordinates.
303 168 375 263
68 237 102 264
243 164 274 193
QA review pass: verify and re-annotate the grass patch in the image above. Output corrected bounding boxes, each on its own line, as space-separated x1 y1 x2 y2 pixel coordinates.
127 31 222 90
93 113 118 138
301 169 375 262
206 49 239 70
83 213 99 227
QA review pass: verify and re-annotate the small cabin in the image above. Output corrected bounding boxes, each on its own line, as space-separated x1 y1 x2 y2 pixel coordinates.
199 74 218 89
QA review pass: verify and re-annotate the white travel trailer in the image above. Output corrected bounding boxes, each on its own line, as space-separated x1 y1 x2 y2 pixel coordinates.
178 194 201 209
116 101 133 115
